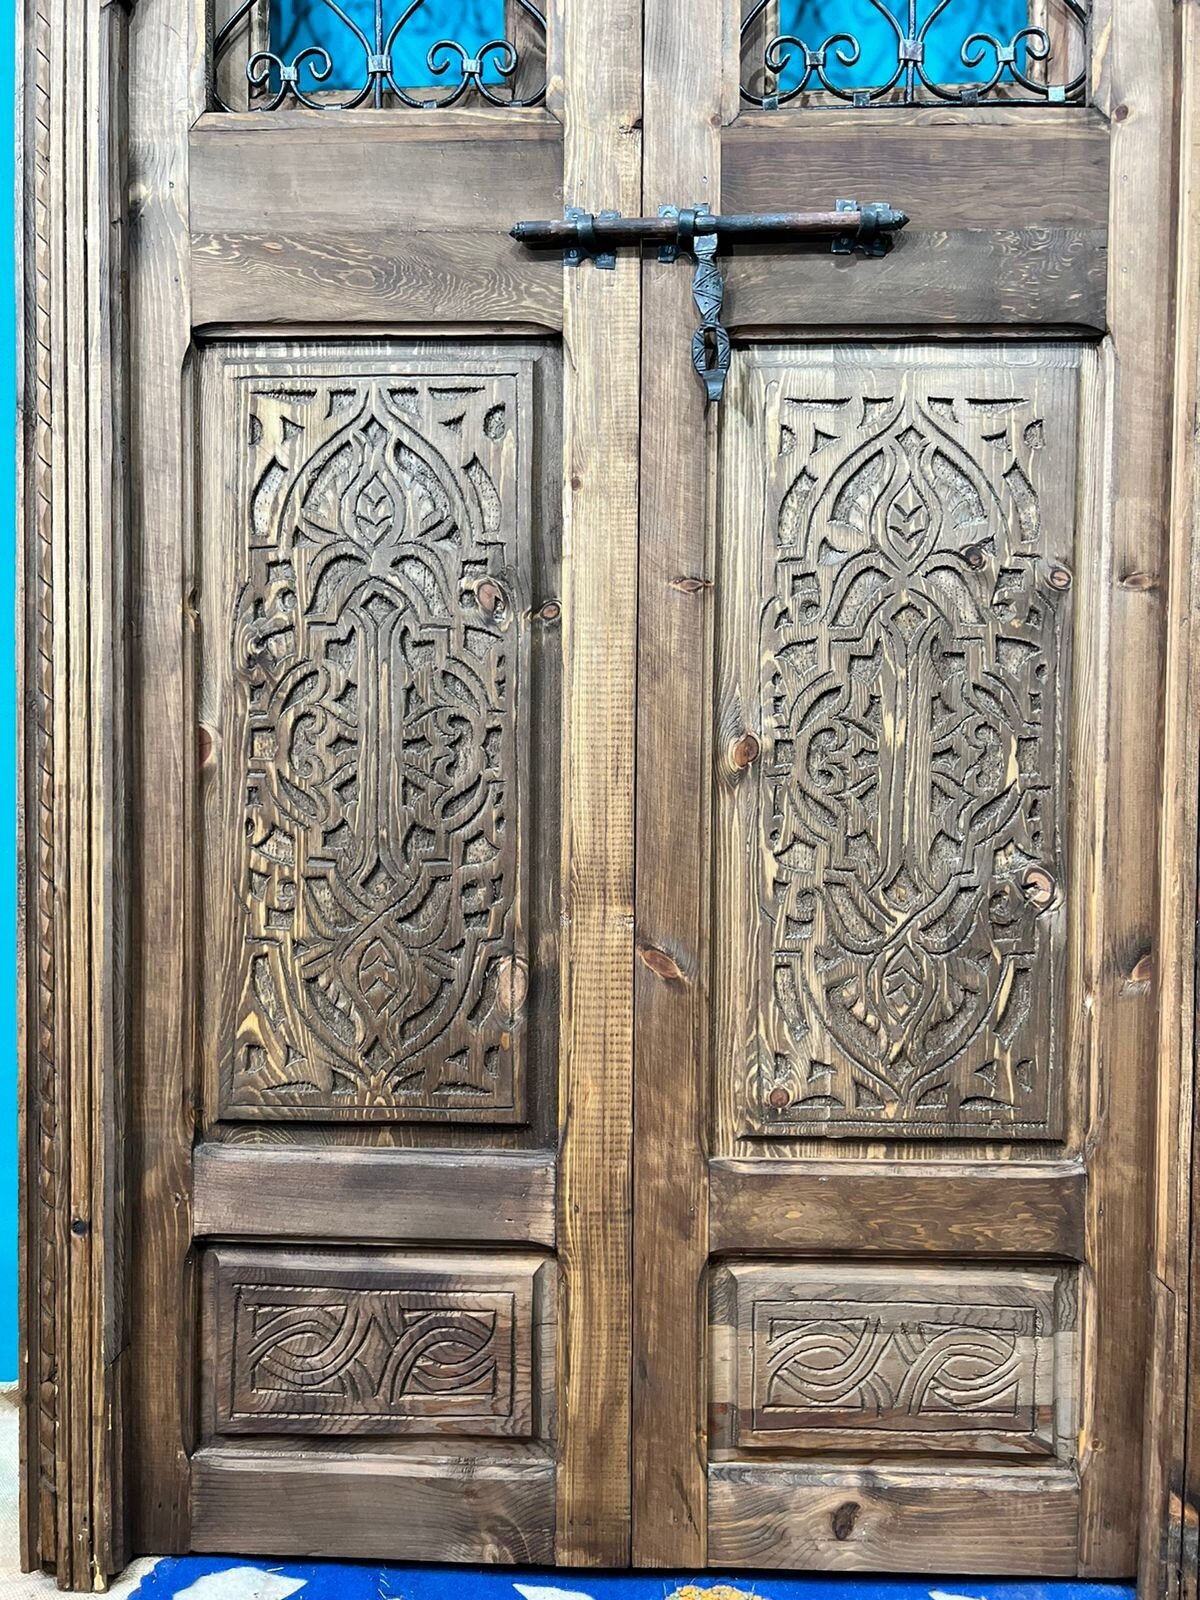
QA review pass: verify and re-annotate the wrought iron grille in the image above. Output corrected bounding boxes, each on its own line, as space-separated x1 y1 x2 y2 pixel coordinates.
740 0 1088 107
211 0 547 110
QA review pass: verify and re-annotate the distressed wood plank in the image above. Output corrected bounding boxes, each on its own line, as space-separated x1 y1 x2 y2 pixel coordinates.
125 0 204 1555
708 1464 1079 1574
1140 5 1200 1593
189 118 564 329
721 114 1109 331
1078 0 1176 1572
631 0 723 1566
554 0 641 1560
192 1451 556 1564
709 1160 1087 1258
194 1146 556 1247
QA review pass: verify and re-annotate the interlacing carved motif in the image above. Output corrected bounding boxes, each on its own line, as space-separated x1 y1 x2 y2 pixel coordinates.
753 374 1071 1136
232 1288 514 1424
760 1302 1036 1431
220 373 526 1119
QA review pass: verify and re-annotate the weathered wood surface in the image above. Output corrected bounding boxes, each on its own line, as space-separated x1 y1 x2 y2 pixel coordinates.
194 1147 557 1246
709 1161 1087 1259
1141 3 1200 1593
1076 0 1176 1574
708 1464 1080 1574
721 113 1109 331
125 0 203 1558
553 0 641 1564
17 0 129 1585
191 1451 556 1564
631 0 723 1566
190 114 564 330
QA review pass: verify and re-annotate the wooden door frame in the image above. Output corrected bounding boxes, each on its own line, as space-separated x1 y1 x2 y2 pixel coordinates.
17 0 129 1587
12 0 1199 1592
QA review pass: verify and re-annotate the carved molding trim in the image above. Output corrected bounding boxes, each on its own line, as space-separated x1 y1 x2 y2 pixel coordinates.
18 0 128 1584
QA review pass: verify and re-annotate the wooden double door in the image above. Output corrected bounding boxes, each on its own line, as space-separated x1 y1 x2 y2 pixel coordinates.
20 0 1181 1585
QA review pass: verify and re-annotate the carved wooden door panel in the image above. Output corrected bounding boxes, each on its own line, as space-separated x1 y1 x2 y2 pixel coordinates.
20 0 1179 1585
115 0 639 1571
633 0 1172 1578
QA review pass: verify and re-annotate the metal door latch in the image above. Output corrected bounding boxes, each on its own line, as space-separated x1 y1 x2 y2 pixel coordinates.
510 198 908 404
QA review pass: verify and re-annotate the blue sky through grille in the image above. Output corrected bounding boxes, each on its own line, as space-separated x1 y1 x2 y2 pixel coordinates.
270 0 509 87
769 0 1031 90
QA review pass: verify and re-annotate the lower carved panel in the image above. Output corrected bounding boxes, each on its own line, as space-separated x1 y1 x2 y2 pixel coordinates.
711 1261 1075 1459
202 1246 553 1440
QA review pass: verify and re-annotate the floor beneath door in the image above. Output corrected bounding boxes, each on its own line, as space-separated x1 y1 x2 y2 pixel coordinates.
0 1394 1137 1600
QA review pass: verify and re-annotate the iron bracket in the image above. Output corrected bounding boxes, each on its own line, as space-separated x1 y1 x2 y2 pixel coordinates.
831 197 908 258
563 207 620 269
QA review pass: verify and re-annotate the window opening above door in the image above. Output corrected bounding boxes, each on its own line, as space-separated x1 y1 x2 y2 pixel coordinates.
210 0 548 110
739 0 1088 107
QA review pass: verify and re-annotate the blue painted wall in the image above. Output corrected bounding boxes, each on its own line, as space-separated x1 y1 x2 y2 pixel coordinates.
2 0 17 1385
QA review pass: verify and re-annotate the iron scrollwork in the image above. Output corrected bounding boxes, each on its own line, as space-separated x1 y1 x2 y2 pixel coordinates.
212 0 547 111
740 0 1088 108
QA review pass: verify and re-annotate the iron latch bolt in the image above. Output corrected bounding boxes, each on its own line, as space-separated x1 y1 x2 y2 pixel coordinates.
511 198 908 404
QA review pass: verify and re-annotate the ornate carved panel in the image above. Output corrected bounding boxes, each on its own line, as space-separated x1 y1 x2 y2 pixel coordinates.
717 350 1079 1139
710 1262 1075 1459
203 1246 553 1438
200 353 533 1121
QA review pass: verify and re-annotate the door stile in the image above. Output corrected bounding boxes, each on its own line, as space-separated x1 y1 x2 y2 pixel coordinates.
1079 0 1176 1572
125 0 204 1558
631 0 725 1566
1140 4 1200 1592
554 0 642 1564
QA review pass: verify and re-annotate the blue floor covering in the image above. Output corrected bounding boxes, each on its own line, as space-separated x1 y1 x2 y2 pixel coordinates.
124 1559 1136 1600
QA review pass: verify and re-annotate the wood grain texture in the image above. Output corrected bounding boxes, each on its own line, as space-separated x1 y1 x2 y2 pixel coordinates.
631 0 724 1565
709 1160 1087 1258
713 345 1079 1144
1140 4 1200 1592
191 1450 556 1563
1077 0 1175 1573
721 113 1109 331
707 1463 1079 1574
126 0 204 1556
194 1146 556 1247
190 115 564 330
553 0 641 1563
17 0 130 1584
710 1262 1075 1459
197 350 534 1125
201 1247 554 1442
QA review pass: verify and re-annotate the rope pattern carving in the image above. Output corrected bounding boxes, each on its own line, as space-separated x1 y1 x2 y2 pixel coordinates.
29 0 59 1558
